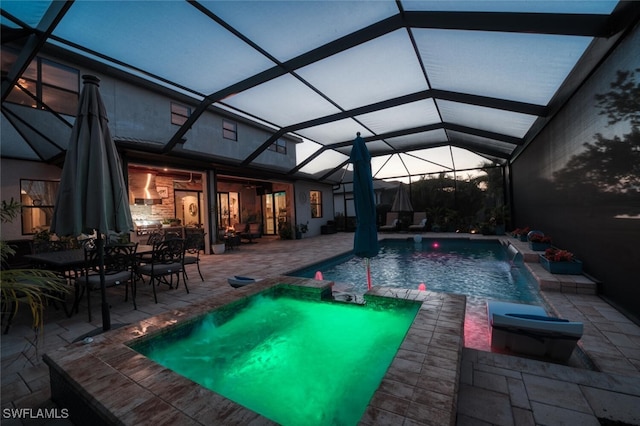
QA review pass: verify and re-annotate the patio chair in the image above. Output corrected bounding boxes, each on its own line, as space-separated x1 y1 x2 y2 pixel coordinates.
379 212 400 232
183 232 205 282
408 212 428 232
240 222 262 243
136 239 187 304
73 242 139 322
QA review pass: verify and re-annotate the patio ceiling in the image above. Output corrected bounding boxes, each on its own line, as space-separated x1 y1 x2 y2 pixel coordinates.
2 1 639 184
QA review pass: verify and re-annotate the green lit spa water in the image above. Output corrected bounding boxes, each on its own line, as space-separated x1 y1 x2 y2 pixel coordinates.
135 294 419 425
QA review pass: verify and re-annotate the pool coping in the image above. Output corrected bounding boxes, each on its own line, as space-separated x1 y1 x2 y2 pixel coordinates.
43 275 465 426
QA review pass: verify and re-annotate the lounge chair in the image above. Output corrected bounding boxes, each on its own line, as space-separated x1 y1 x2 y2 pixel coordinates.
408 212 427 232
487 300 583 361
379 212 399 232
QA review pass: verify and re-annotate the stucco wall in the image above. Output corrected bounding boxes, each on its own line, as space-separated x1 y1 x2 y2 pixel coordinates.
0 159 62 241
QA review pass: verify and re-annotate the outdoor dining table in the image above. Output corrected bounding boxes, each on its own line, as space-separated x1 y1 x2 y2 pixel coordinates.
24 249 85 273
23 249 86 318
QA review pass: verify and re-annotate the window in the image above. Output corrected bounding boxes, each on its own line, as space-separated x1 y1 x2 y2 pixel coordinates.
1 48 79 116
223 119 237 141
310 190 322 218
20 179 60 235
268 139 287 154
171 102 191 125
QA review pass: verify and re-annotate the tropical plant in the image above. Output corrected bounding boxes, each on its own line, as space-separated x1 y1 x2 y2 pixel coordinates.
1 198 69 332
278 221 293 240
296 222 308 234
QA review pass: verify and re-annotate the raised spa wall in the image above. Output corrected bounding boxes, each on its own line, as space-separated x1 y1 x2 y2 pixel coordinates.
43 276 465 426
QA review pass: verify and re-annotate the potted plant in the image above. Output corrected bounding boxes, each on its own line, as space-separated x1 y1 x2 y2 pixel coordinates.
212 231 226 254
529 234 552 251
295 222 308 239
539 247 583 274
211 242 226 254
1 198 69 335
511 226 530 241
278 221 293 240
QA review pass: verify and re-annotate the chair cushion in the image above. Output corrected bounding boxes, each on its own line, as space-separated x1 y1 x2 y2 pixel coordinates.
183 255 198 265
77 271 132 290
137 262 183 275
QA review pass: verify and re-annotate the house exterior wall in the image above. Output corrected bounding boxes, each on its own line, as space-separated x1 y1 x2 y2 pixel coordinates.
1 49 318 242
0 159 61 241
511 22 640 319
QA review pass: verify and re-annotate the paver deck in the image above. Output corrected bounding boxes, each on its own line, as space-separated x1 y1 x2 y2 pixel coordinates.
2 233 639 425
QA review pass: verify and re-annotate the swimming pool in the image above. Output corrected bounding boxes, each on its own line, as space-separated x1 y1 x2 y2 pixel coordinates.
131 289 420 425
290 238 542 304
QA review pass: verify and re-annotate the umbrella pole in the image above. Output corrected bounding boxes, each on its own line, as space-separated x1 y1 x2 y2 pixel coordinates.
365 258 372 290
97 232 111 331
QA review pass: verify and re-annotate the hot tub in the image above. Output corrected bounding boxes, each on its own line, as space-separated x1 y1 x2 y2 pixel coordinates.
43 277 465 425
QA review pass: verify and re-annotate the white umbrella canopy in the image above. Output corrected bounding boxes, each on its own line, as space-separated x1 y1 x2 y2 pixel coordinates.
51 75 133 331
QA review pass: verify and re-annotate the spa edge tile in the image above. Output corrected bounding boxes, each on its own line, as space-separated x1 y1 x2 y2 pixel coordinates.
385 365 421 387
368 390 411 416
396 347 427 364
391 357 423 375
377 378 416 400
399 338 429 354
97 383 155 419
170 386 230 418
125 358 167 383
137 367 191 395
425 346 459 361
404 400 454 426
118 396 195 426
415 369 458 395
360 405 409 425
411 386 454 411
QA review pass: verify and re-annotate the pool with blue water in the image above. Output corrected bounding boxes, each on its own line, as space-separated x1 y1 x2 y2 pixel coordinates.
289 238 542 304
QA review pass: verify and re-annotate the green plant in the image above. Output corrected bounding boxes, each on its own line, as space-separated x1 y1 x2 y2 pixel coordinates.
296 222 308 234
278 221 293 240
1 198 69 332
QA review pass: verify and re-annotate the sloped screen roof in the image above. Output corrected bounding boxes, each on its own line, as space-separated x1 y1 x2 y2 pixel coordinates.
1 0 637 183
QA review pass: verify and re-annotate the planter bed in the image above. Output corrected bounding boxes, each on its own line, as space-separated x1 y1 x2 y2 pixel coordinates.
539 254 583 275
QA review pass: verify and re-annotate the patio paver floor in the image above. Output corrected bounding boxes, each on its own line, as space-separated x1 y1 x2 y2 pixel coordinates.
2 233 639 425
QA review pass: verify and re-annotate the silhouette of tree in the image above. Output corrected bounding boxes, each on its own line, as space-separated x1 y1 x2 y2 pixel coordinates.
554 68 640 202
595 68 640 127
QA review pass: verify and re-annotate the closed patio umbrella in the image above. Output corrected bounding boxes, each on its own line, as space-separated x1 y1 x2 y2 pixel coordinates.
51 75 133 331
391 183 413 213
349 133 378 290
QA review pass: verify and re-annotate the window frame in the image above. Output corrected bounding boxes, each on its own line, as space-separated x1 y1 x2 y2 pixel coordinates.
170 102 191 126
222 119 237 141
2 48 79 116
310 190 323 218
267 139 287 154
19 179 60 235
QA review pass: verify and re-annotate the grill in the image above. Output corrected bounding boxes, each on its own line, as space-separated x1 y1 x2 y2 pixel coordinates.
134 220 162 236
